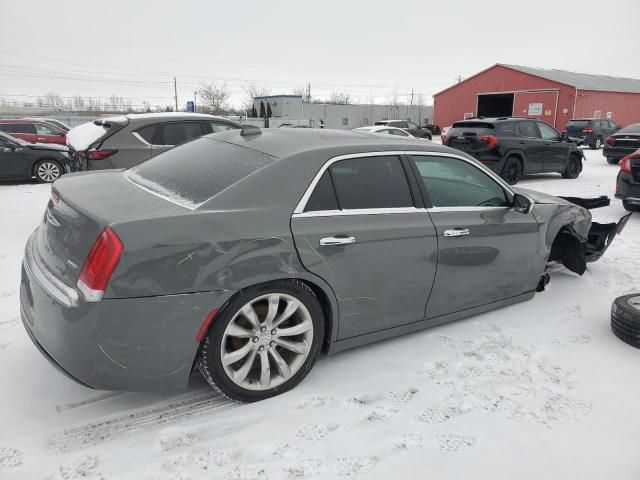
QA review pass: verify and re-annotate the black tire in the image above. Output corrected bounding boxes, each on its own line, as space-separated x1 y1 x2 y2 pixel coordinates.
622 199 640 212
197 280 325 402
589 136 602 150
501 156 523 185
33 159 62 183
425 132 432 141
611 294 640 348
606 157 620 165
561 154 582 179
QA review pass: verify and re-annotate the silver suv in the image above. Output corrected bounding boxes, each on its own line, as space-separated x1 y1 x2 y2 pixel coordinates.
66 113 240 170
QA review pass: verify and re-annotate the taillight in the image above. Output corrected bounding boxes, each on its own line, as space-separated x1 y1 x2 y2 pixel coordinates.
77 227 124 302
620 152 639 174
582 127 594 133
605 136 616 146
86 149 117 160
561 129 567 134
479 135 499 148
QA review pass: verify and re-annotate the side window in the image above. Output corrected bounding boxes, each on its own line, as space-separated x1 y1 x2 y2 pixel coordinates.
157 122 203 145
537 122 561 140
135 124 157 144
495 122 517 136
411 155 508 208
209 121 237 133
389 129 409 136
34 123 58 135
407 122 418 129
304 171 339 212
329 156 413 210
517 121 539 138
9 123 36 134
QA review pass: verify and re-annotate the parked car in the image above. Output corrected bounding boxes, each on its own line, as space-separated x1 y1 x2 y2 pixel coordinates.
615 148 640 211
0 131 70 182
66 113 241 170
563 118 620 149
443 117 584 185
354 125 417 138
21 128 629 402
603 123 640 165
0 119 67 145
423 124 441 135
374 120 432 140
22 117 71 131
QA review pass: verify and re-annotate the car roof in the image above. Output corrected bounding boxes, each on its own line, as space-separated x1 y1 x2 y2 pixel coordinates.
0 118 51 124
209 128 449 159
124 112 232 121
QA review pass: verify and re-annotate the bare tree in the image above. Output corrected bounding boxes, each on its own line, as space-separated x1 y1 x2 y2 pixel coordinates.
242 84 271 111
43 92 64 108
291 86 308 100
387 88 401 119
329 91 351 105
198 83 231 114
72 96 85 111
86 97 102 112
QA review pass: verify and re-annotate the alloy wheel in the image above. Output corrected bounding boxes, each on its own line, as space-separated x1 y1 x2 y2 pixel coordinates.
37 162 60 182
220 293 314 391
595 137 602 149
504 160 521 184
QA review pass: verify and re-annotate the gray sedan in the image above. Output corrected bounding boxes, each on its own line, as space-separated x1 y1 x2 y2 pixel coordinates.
20 128 629 402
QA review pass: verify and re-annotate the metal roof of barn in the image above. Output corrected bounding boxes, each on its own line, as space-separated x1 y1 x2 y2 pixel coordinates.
500 64 640 93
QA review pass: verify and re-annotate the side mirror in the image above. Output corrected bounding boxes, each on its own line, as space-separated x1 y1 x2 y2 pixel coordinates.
512 193 532 214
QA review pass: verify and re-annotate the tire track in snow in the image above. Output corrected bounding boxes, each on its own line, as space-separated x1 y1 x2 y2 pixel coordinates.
47 392 239 453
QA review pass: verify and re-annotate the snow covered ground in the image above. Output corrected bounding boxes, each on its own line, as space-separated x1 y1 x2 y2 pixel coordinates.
0 148 639 480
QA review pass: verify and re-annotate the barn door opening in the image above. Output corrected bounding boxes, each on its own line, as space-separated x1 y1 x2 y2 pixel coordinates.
477 93 514 117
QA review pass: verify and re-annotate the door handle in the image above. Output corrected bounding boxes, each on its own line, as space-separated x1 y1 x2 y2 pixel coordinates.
443 228 470 237
320 236 356 246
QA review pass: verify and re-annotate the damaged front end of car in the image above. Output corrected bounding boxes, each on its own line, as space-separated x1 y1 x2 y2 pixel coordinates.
519 189 633 276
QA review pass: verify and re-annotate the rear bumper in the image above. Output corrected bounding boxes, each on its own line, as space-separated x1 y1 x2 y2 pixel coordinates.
20 231 234 391
616 171 640 202
604 145 638 161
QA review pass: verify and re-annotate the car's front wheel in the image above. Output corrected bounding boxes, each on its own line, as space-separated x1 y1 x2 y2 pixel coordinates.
34 159 62 183
561 154 582 179
198 281 324 402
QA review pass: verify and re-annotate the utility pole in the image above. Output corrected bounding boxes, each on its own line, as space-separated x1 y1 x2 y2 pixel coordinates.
306 83 311 103
410 89 414 122
456 75 463 83
174 77 178 112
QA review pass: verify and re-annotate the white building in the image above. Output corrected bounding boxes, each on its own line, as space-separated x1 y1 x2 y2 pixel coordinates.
252 95 433 129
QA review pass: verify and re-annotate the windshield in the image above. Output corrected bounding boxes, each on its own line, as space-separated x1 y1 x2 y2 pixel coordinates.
126 137 276 209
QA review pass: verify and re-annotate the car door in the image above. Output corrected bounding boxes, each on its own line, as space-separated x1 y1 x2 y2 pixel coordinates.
408 153 540 320
0 137 28 178
291 153 438 339
33 123 66 145
150 121 205 156
515 120 545 173
536 122 570 172
7 123 38 143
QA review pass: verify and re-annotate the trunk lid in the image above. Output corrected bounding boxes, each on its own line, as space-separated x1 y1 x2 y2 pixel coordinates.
611 133 640 149
444 122 495 156
66 116 128 171
36 171 187 287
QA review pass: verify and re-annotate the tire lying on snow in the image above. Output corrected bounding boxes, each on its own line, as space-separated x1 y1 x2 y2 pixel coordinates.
611 294 640 348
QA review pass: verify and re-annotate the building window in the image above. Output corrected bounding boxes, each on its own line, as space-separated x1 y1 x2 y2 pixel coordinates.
342 118 349 126
594 110 601 118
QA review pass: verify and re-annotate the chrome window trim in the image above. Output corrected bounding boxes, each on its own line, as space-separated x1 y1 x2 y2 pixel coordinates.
131 131 152 146
293 150 516 216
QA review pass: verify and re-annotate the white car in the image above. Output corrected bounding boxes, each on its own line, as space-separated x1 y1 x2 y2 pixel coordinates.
354 126 417 138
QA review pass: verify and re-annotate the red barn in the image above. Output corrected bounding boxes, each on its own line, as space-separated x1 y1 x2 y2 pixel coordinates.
434 64 640 130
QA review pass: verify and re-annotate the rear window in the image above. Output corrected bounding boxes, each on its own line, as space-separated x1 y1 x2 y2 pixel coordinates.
566 120 590 129
126 138 276 209
67 116 127 151
618 123 640 134
448 122 494 136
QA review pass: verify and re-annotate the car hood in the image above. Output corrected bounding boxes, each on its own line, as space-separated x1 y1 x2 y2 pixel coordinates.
27 143 69 152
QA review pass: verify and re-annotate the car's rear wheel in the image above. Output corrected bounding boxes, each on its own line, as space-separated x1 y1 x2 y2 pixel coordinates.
561 154 582 179
501 156 522 185
198 281 324 402
590 136 602 149
34 159 62 183
606 157 620 165
622 199 640 212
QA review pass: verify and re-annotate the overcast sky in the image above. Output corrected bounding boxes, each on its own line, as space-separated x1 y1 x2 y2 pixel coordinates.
1 0 639 110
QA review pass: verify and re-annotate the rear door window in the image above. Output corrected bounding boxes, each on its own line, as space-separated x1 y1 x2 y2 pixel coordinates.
495 122 517 136
304 171 339 212
135 124 157 144
208 121 238 133
328 156 413 210
537 122 561 140
6 123 36 134
516 121 539 138
156 122 204 145
34 123 59 135
126 138 276 209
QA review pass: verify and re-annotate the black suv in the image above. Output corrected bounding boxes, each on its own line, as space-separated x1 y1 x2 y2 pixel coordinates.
443 117 584 185
564 118 620 149
374 120 432 140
